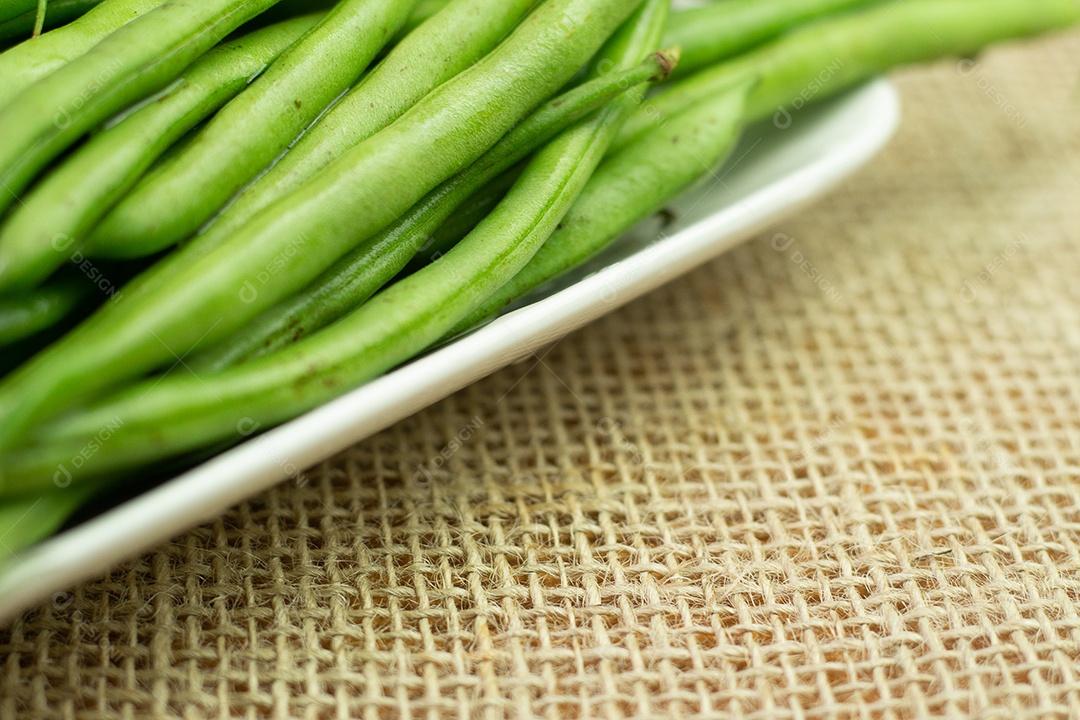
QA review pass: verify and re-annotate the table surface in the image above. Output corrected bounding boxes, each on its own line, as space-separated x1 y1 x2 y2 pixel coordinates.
3 29 1080 720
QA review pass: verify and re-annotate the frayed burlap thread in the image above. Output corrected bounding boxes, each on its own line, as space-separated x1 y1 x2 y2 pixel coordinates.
3 30 1080 720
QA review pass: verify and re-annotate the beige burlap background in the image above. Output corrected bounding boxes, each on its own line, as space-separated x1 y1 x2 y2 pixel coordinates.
3 29 1080 720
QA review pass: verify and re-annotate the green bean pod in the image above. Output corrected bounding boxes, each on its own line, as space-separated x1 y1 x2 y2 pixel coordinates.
0 0 286 224
0 0 165 109
618 0 1080 150
0 277 93 347
0 0 36 22
4 0 671 490
190 52 677 372
0 258 150 380
0 15 321 291
0 0 105 42
62 0 538 329
92 0 537 262
457 80 753 334
405 168 522 273
86 0 419 259
0 485 98 563
662 0 879 78
400 0 450 35
0 0 645 453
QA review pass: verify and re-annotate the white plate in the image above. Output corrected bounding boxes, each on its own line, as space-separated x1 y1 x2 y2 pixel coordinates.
0 79 900 621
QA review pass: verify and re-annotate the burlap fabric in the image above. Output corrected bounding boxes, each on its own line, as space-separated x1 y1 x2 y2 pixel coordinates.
3 30 1080 720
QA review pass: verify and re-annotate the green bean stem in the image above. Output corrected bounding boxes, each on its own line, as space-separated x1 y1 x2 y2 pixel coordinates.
456 80 753 335
618 0 1080 150
31 0 46 36
91 0 538 263
190 50 677 372
0 0 645 453
0 15 321 290
0 0 165 109
0 0 286 222
4 0 670 490
85 0 419 259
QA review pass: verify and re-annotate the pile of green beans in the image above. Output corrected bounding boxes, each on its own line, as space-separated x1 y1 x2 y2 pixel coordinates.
0 0 164 107
99 0 539 262
4 0 540 337
6 0 673 489
0 0 287 221
84 0 419 258
0 0 644 452
0 0 1076 557
191 48 678 371
0 14 321 289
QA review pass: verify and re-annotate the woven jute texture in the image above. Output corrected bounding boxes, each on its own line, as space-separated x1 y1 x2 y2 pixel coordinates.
4 30 1080 720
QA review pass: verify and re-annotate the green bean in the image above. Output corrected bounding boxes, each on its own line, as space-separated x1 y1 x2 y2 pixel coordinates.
68 0 537 325
0 485 97 562
0 0 36 22
85 0 419 260
618 0 1080 151
89 0 537 261
663 0 880 78
0 0 166 109
457 80 754 335
234 0 337 29
190 52 675 372
0 0 645 454
0 277 93 347
0 0 105 42
394 0 875 60
0 0 286 223
0 15 321 291
406 169 522 274
402 0 450 32
4 0 670 489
